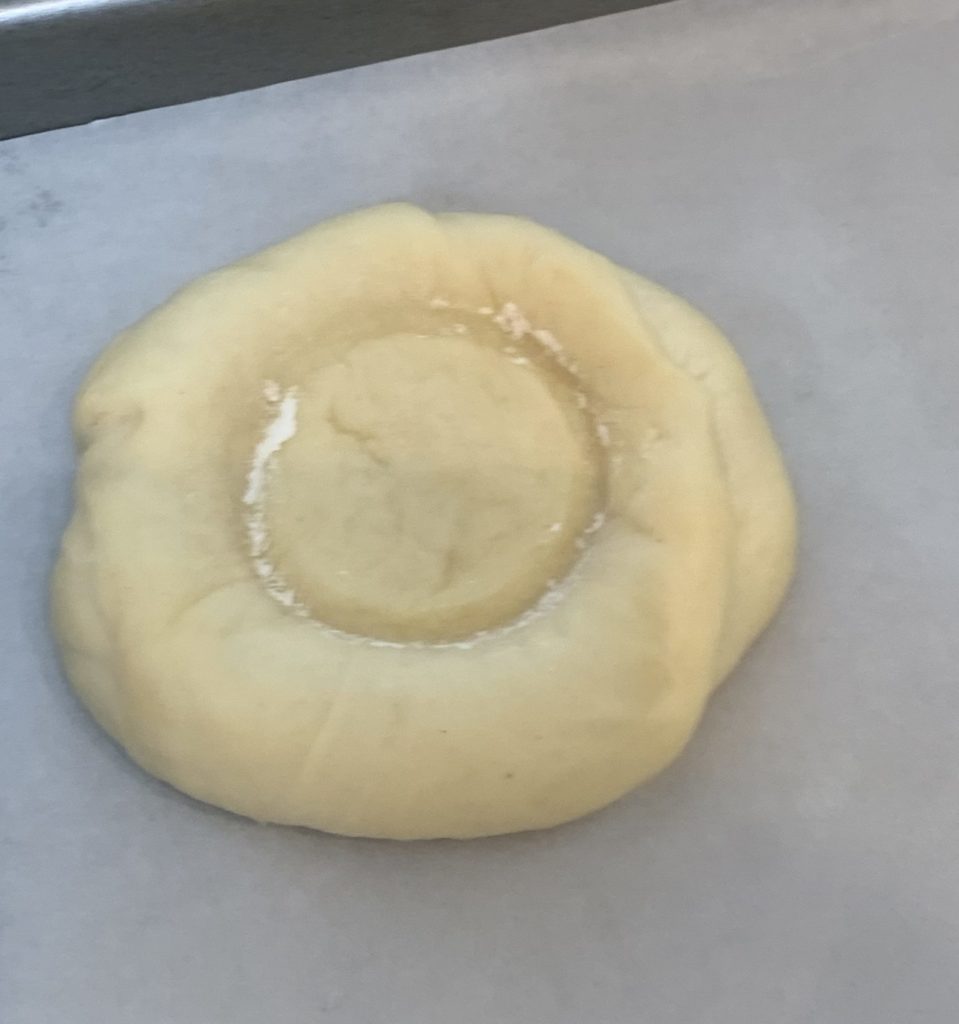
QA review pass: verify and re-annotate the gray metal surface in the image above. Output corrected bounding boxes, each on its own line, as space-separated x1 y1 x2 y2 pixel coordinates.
0 0 666 139
2 1 959 1021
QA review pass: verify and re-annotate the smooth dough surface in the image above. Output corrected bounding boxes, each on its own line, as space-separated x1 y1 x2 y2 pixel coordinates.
53 204 796 839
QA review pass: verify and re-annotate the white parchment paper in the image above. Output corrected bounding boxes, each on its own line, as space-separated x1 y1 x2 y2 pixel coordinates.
2 1 958 1020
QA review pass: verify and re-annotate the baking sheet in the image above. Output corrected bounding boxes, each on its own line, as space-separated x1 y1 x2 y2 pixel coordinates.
0 0 663 139
2 1 959 1020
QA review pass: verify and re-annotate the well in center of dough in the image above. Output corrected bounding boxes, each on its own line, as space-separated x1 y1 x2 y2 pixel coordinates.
259 330 603 643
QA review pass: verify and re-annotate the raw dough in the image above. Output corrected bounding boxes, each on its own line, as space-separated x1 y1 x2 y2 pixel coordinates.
52 204 796 839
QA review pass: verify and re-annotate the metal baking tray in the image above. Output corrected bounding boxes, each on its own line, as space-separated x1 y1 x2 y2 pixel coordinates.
0 0 667 139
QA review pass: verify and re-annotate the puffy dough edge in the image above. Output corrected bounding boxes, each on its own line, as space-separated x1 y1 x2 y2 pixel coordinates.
621 272 797 682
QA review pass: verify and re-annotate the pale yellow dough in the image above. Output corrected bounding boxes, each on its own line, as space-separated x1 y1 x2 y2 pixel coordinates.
52 205 796 839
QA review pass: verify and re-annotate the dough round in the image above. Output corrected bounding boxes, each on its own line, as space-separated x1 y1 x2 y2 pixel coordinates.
52 204 796 839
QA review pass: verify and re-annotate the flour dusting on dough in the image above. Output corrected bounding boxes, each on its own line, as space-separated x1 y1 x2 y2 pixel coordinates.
244 383 304 611
492 301 531 341
483 303 602 447
575 510 607 552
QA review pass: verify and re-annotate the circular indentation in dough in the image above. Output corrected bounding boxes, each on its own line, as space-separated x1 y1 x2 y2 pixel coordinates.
52 204 796 840
259 332 602 642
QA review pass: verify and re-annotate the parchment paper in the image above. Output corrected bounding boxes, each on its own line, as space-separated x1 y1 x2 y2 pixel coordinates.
2 1 958 1021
